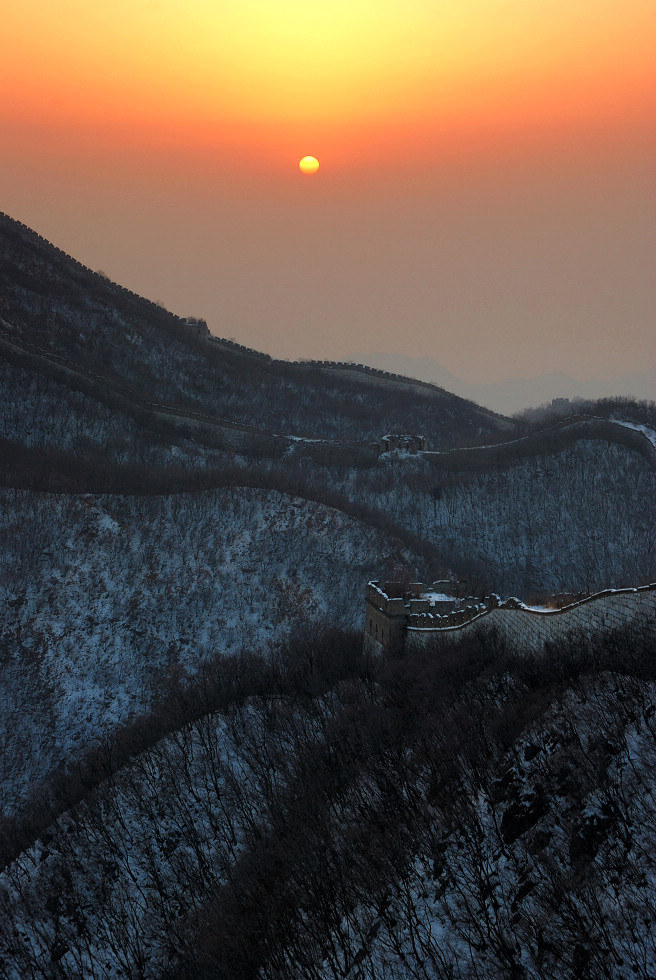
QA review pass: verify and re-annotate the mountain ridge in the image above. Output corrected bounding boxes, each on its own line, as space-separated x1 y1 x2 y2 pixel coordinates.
0 211 515 448
352 350 655 414
1 211 655 979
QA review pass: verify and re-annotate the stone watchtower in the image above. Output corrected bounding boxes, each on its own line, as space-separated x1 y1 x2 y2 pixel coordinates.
364 580 466 655
364 582 409 655
380 434 427 453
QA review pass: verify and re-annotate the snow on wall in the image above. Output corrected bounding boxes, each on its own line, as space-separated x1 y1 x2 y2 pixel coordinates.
406 586 656 655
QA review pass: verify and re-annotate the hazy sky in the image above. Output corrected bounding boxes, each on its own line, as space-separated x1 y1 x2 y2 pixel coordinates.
2 0 654 384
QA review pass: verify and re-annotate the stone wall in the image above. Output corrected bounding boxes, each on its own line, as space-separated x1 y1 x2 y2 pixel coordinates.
0 325 289 458
365 582 413 655
381 434 427 453
423 417 656 470
406 586 656 656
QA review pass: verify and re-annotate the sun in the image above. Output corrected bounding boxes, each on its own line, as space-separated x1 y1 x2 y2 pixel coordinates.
299 155 319 175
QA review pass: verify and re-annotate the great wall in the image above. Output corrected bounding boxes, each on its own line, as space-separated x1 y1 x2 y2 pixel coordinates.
1 319 653 470
1 210 655 472
364 580 656 656
3 211 655 663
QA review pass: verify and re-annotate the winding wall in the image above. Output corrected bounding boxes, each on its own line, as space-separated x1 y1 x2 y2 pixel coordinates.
405 585 656 656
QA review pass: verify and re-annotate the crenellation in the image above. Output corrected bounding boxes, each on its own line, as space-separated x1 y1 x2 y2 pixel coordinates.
365 579 656 656
381 433 427 453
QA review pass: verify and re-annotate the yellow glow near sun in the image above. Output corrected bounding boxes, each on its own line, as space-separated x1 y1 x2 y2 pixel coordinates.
1 0 654 161
299 156 319 175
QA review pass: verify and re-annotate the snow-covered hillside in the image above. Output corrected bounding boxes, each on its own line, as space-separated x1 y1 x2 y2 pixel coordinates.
2 628 655 979
1 210 655 979
282 439 656 594
0 213 511 449
0 487 421 816
343 670 656 979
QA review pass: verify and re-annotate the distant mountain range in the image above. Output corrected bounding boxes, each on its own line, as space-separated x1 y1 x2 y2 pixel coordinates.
350 352 655 415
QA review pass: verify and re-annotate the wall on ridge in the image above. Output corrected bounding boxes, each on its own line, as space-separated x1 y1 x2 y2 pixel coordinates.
406 587 656 656
423 418 656 471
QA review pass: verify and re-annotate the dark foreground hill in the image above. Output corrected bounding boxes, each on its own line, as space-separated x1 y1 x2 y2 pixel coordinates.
2 624 656 979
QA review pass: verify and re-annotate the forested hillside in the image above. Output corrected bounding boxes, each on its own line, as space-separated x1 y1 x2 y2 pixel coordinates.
3 626 656 978
0 213 512 448
0 486 426 817
1 212 654 978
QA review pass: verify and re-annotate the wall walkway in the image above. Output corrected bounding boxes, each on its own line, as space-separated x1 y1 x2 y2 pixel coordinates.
406 585 656 656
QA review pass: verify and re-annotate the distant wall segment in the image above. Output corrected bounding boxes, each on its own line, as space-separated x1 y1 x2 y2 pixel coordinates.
423 417 656 470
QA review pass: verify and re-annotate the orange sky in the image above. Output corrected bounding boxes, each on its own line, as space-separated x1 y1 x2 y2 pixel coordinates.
1 0 654 388
3 1 654 163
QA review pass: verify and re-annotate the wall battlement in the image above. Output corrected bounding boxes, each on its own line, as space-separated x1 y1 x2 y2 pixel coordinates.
365 580 469 653
381 434 427 453
364 581 656 656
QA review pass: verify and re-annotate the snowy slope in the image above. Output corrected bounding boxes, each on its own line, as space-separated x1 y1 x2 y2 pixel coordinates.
0 486 421 816
2 632 655 979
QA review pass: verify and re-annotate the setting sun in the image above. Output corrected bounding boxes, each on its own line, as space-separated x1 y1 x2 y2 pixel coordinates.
299 156 320 175
0 0 652 387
